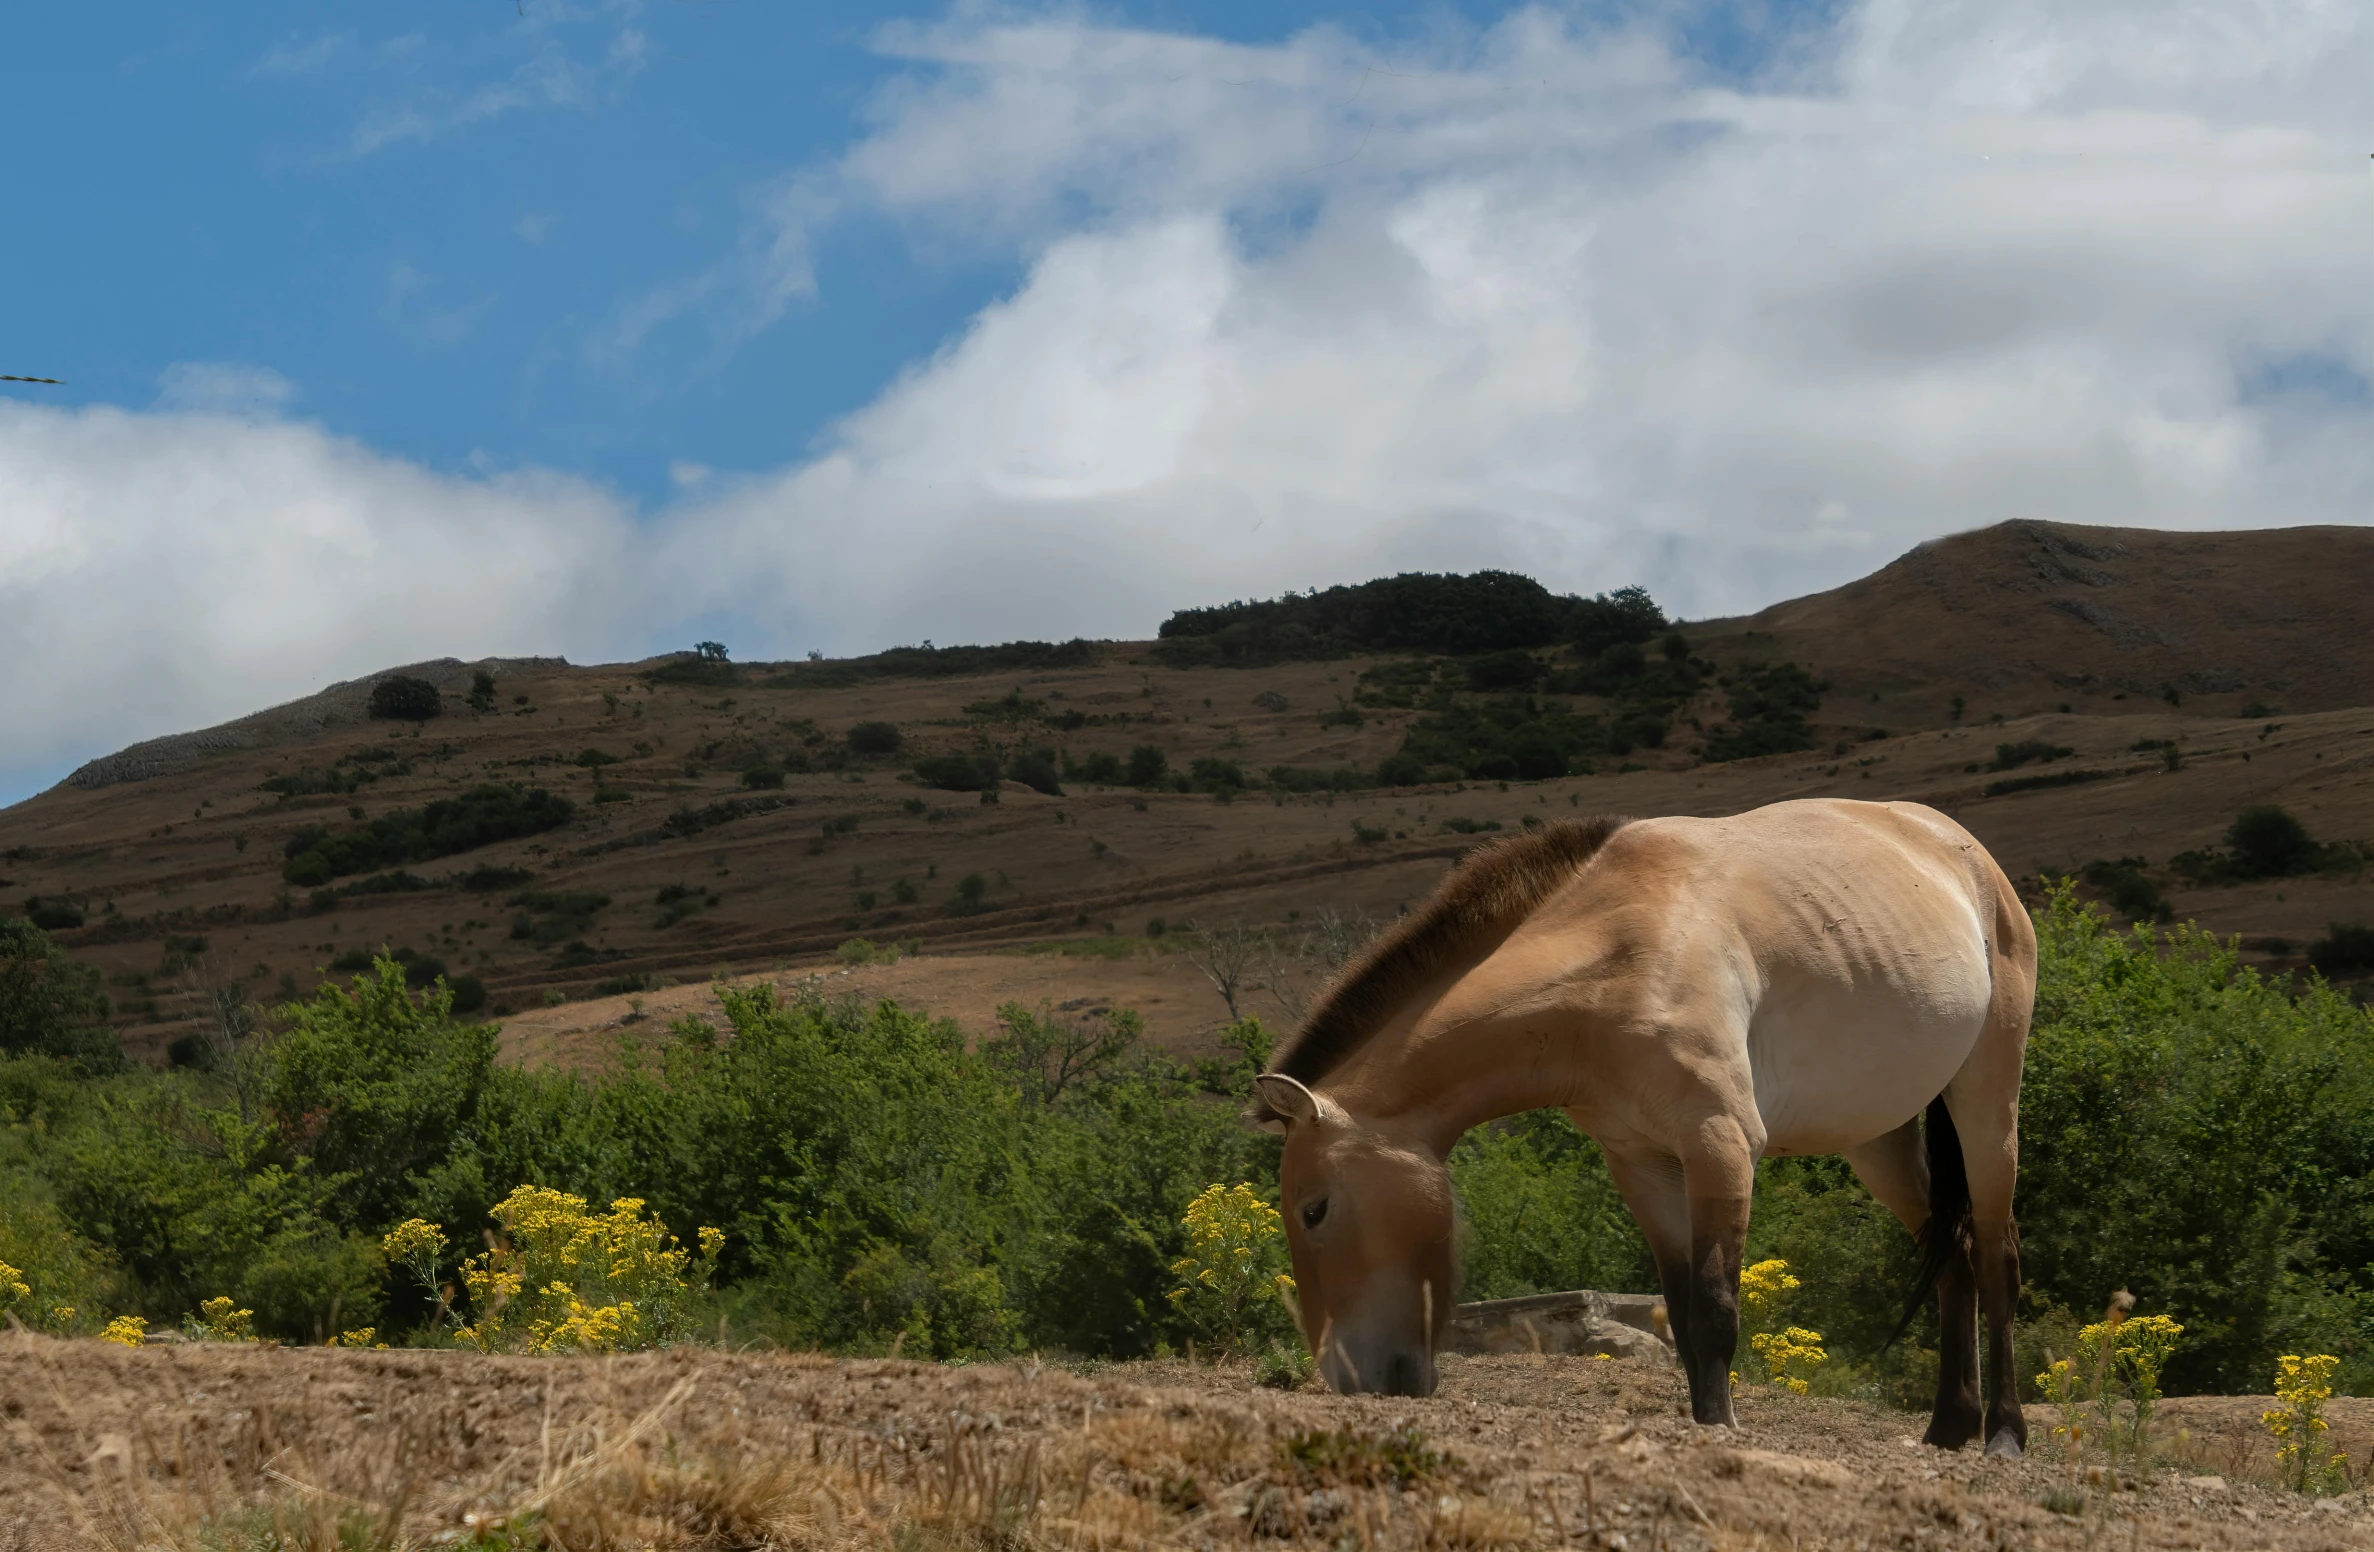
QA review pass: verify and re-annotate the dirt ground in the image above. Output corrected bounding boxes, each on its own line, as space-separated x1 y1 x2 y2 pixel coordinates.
4 1330 2369 1551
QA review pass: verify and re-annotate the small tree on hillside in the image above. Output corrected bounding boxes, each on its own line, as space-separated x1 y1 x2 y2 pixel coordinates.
1183 919 1263 1021
369 675 442 721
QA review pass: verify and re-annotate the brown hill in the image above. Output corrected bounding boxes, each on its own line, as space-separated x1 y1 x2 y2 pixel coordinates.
4 519 2369 1063
1691 518 2374 719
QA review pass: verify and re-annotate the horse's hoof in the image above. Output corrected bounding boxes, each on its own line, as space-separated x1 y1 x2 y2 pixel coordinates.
1984 1431 2024 1460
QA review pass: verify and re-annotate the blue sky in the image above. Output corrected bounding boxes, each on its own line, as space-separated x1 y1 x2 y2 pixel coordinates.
10 2 1820 506
2 1 2368 805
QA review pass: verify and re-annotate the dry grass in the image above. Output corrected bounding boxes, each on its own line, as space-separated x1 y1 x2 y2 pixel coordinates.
6 1332 2373 1552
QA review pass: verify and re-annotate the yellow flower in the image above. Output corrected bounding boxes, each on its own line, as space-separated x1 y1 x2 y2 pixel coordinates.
101 1315 147 1348
0 1259 29 1305
196 1297 256 1342
1749 1326 1827 1395
1737 1259 1799 1324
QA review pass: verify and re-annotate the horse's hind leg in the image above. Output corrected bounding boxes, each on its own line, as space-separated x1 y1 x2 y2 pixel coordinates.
1946 1019 2030 1457
1843 1120 1981 1450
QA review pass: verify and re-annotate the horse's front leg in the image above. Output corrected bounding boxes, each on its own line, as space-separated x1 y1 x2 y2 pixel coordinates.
1603 1119 1756 1428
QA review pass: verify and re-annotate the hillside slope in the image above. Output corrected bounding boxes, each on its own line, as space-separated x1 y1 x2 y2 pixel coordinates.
4 519 2370 1062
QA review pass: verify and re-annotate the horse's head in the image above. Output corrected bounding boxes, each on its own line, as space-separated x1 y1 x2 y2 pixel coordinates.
1252 1072 1455 1395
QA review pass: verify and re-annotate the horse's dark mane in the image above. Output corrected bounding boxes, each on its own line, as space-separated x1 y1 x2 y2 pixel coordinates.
1267 815 1630 1093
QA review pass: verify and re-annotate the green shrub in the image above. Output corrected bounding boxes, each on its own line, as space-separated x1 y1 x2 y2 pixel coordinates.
1006 748 1063 796
0 918 118 1071
847 721 903 756
1464 649 1543 690
368 675 442 721
1702 662 1824 762
1984 769 2103 797
2228 805 2322 879
913 753 1000 792
1991 740 2073 771
1126 746 1170 788
2079 857 2169 922
2309 924 2374 979
741 763 786 790
280 786 574 883
23 897 83 932
1064 751 1126 785
1154 571 1579 666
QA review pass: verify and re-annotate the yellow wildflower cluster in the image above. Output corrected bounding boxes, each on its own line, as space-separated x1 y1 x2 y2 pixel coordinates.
2034 1355 2087 1453
1749 1326 1828 1394
336 1328 382 1349
1168 1183 1294 1355
2263 1354 2347 1494
393 1186 722 1355
1737 1259 1799 1325
100 1316 147 1348
190 1296 257 1343
0 1259 28 1307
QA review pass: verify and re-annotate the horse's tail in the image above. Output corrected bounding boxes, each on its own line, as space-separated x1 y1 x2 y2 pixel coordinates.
1888 1094 1972 1348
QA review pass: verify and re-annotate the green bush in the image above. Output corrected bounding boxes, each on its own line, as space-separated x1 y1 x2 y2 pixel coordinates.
13 889 2374 1391
1126 746 1169 788
2309 924 2374 979
1154 571 1577 666
368 675 442 721
23 897 84 932
280 786 574 883
0 918 119 1071
1702 662 1825 762
1006 748 1063 796
1990 740 2073 771
913 753 1001 792
741 763 786 790
847 721 903 756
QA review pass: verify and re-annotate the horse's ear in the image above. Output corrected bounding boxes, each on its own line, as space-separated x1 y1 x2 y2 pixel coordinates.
1247 1073 1321 1133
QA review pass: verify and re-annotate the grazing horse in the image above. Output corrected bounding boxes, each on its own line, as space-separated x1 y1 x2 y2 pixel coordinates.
1250 799 2033 1457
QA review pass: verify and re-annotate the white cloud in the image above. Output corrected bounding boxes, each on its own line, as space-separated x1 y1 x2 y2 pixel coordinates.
8 0 2373 799
0 400 635 800
643 0 2372 635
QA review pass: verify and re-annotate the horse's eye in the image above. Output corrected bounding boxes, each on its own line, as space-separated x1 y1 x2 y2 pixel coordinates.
1301 1198 1329 1230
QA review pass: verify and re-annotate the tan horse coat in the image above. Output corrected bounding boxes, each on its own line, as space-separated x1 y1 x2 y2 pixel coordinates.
1253 798 2033 1455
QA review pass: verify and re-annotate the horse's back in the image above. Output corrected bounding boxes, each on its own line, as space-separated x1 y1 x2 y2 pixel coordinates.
1612 800 2011 1155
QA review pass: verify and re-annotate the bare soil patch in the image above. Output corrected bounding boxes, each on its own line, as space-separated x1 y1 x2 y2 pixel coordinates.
4 1333 2369 1550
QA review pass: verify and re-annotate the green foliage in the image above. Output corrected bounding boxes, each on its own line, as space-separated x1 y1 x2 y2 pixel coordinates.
509 891 608 946
1991 740 2073 771
1984 769 2104 797
1005 748 1063 796
1153 570 1579 666
281 785 574 883
913 753 1001 792
847 721 903 755
467 669 497 712
2227 805 2323 878
1702 662 1825 762
23 896 84 931
2079 857 2170 923
0 917 120 1071
741 763 786 789
1399 696 1622 781
2309 924 2374 980
1126 745 1170 789
368 675 442 721
2016 888 2374 1394
1449 1111 1654 1299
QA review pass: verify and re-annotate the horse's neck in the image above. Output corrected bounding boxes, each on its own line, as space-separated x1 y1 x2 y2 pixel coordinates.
1328 1002 1584 1157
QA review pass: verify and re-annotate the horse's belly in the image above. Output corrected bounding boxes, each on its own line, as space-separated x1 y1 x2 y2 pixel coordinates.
1747 967 1991 1156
